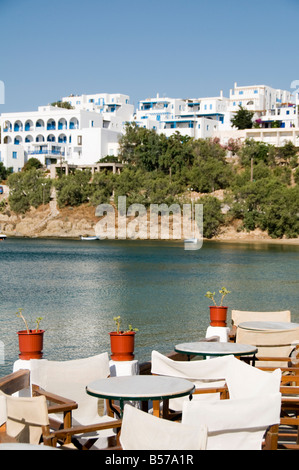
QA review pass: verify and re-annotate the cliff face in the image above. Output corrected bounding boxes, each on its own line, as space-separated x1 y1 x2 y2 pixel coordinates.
0 200 297 243
0 203 99 238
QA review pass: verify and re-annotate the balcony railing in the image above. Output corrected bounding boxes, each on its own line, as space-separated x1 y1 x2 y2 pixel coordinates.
27 149 65 156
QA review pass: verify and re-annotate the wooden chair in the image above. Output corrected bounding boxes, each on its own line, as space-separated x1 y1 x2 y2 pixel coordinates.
229 310 291 341
182 392 281 450
236 324 299 368
119 404 207 450
0 366 122 449
151 350 229 419
29 353 122 449
248 346 299 449
0 390 60 447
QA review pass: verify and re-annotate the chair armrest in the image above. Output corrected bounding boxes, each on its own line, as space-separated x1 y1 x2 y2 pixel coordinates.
50 419 122 441
0 431 17 443
194 385 229 399
32 384 78 409
32 384 78 428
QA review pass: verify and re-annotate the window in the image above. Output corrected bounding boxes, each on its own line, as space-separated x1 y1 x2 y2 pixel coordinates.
239 91 243 95
254 90 258 94
12 151 17 159
77 136 82 145
210 104 212 110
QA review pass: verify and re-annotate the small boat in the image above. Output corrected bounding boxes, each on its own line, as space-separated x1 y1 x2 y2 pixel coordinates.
0 234 7 241
184 238 198 243
80 236 99 241
184 237 202 251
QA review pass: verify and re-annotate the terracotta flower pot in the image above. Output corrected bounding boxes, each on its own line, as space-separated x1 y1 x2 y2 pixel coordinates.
109 331 136 361
209 306 228 327
17 330 45 360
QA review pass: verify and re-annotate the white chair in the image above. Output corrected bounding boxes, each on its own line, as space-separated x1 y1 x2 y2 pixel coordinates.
120 404 207 450
29 353 120 450
0 391 55 446
231 309 291 328
236 325 299 368
151 350 282 416
182 392 282 450
151 351 228 412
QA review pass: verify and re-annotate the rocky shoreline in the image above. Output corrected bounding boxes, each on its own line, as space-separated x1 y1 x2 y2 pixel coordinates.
0 203 298 245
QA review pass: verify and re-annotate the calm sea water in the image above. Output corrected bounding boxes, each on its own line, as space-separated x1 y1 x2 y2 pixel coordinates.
0 237 298 375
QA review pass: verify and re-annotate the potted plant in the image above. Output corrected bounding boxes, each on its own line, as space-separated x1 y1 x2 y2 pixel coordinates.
205 287 231 327
16 309 45 360
109 316 138 361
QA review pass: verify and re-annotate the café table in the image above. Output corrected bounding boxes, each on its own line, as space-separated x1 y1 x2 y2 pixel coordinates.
175 341 258 361
238 321 299 331
86 375 195 418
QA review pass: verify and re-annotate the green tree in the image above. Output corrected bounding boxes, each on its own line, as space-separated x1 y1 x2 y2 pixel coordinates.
159 132 193 177
189 138 233 192
51 100 74 109
275 141 298 167
8 169 51 213
22 157 42 171
239 139 275 171
0 162 9 181
231 105 254 130
261 185 299 238
197 195 224 238
89 171 115 206
54 170 92 207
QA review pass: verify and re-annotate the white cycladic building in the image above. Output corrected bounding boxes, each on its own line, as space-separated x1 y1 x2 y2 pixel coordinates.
0 93 134 169
134 91 233 139
0 143 25 173
0 84 297 172
228 82 293 113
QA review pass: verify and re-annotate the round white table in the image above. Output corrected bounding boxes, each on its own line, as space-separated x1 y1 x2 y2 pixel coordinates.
86 375 195 418
239 321 299 331
175 341 258 359
0 443 58 450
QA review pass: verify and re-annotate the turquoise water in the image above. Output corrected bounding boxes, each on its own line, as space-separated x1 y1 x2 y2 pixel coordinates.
0 238 298 375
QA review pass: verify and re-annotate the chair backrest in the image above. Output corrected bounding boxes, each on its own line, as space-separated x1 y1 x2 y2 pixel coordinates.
151 350 229 409
182 393 281 450
120 404 207 450
151 350 281 401
151 350 227 385
0 391 49 445
236 325 299 367
222 353 281 399
231 310 291 327
30 353 110 423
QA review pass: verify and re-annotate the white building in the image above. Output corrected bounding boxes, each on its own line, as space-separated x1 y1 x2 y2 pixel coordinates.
228 82 293 114
0 93 134 169
0 143 25 173
134 91 232 139
0 84 297 172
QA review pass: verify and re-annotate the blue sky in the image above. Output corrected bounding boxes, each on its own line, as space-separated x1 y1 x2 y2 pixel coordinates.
0 0 298 113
